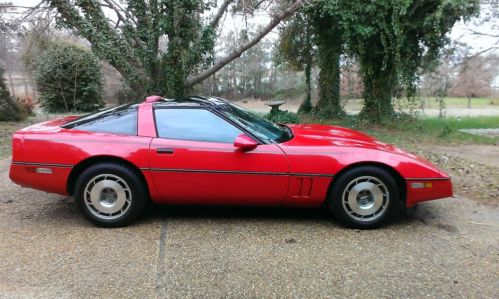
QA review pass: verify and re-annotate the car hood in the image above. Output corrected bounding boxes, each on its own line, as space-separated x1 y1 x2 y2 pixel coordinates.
286 124 382 147
283 124 438 168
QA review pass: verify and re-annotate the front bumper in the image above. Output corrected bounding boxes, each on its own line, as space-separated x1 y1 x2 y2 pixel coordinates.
405 178 453 207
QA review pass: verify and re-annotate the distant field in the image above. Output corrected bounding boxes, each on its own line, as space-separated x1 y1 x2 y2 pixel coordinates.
418 97 499 108
238 97 499 117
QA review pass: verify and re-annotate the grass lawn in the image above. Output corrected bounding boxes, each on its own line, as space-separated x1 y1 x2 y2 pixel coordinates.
339 97 499 112
418 97 499 108
300 115 499 147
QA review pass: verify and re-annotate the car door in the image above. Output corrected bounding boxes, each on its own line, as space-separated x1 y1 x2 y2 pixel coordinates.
149 107 289 205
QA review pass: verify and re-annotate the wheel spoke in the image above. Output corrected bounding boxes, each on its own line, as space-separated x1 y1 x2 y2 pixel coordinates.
83 173 133 220
341 175 390 222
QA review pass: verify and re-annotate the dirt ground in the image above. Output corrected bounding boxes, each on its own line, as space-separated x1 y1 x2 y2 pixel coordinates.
407 144 499 206
1 148 498 297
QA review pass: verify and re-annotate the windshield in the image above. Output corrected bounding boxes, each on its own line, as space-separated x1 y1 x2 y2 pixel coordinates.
217 103 292 143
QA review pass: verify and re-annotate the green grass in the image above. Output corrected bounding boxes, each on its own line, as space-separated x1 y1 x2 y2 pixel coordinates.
419 97 499 108
341 97 499 111
372 116 499 146
301 115 499 147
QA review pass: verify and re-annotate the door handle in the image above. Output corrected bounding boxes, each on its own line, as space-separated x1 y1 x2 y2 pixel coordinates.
157 148 175 154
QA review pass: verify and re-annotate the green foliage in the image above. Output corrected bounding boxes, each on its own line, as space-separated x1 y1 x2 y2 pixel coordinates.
264 109 300 124
311 4 344 118
322 0 479 123
297 66 313 113
277 12 314 72
277 4 344 117
34 40 105 112
0 67 25 122
50 0 218 97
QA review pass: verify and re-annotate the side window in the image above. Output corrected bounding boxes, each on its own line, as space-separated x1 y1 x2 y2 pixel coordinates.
154 108 242 143
70 105 138 135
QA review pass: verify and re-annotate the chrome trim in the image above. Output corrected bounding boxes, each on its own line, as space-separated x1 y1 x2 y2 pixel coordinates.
12 161 74 168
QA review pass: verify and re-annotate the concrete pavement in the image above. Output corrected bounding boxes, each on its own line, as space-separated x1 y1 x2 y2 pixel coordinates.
0 158 498 298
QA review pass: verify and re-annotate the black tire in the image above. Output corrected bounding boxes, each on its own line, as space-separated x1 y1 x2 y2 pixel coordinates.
327 166 399 229
74 162 147 227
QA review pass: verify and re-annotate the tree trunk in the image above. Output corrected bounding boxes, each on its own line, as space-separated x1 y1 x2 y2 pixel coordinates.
298 62 312 113
23 73 30 98
313 15 344 118
6 58 16 99
467 96 471 108
359 63 396 123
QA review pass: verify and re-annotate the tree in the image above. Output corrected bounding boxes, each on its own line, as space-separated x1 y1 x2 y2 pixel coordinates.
277 4 344 117
277 11 315 113
48 0 306 97
450 54 498 106
324 0 479 123
463 0 498 56
34 40 105 112
0 67 24 121
0 2 19 99
311 4 343 118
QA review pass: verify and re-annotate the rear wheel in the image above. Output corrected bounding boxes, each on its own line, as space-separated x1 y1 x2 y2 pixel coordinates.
328 166 399 229
74 163 147 227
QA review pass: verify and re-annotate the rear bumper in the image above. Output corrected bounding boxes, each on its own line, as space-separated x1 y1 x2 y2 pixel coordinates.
9 162 71 196
405 178 453 207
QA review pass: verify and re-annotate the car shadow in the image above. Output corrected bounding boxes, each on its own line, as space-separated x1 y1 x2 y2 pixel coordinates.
143 204 332 222
137 203 434 229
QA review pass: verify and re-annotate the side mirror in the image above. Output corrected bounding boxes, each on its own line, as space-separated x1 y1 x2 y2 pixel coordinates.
234 134 258 151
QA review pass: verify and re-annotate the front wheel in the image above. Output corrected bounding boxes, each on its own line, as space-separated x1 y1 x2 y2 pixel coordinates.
328 166 399 229
74 163 147 227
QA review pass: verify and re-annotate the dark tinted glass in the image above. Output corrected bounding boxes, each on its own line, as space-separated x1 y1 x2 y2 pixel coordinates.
218 103 287 142
66 105 138 135
155 108 242 143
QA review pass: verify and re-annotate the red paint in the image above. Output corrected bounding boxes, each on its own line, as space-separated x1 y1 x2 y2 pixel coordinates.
233 134 258 151
9 99 452 209
145 95 162 103
148 138 288 205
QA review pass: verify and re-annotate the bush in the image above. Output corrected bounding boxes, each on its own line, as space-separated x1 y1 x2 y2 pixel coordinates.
264 110 300 124
18 96 36 115
0 67 25 122
35 41 105 112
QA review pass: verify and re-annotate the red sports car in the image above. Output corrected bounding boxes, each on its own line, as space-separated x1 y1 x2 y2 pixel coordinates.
9 96 452 228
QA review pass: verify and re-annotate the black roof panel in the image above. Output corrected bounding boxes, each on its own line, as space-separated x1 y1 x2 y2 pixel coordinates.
153 96 229 108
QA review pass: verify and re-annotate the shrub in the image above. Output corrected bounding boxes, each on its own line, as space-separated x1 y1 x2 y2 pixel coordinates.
0 67 25 122
18 96 36 115
264 110 300 124
35 41 105 112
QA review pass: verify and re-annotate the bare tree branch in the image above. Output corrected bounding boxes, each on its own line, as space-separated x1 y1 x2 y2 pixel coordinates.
466 28 499 38
101 0 144 49
470 46 499 57
209 0 233 28
186 0 306 87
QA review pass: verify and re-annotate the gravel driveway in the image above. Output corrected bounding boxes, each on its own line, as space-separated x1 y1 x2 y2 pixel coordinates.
0 157 498 298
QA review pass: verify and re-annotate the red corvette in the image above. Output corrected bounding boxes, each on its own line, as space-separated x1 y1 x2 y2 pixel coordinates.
9 96 452 228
